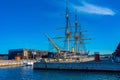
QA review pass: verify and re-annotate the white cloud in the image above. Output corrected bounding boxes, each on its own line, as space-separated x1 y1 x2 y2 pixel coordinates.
73 2 115 16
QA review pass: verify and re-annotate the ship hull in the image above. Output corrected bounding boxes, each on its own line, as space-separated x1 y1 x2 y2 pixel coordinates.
33 62 120 72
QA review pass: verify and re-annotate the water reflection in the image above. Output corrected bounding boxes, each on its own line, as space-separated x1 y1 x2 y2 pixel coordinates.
0 66 120 80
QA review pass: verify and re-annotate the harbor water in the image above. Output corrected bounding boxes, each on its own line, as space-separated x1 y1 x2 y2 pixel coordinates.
0 66 120 80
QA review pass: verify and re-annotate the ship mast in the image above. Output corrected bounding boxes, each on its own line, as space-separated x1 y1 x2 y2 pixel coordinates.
79 26 84 54
74 11 79 53
53 0 72 52
79 26 91 54
73 11 91 55
65 0 71 51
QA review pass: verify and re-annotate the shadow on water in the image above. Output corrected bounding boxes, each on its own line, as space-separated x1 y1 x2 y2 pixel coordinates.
0 66 120 80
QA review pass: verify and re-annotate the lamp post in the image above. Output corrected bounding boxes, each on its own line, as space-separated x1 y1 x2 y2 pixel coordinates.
32 51 36 60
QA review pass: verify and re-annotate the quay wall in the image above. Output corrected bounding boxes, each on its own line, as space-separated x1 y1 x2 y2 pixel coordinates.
0 60 23 67
33 62 120 71
0 60 35 67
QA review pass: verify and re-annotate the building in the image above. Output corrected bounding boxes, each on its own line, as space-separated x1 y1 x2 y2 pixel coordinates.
8 49 48 60
0 54 8 60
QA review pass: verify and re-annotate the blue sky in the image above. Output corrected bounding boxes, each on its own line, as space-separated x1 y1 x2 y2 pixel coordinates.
0 0 120 54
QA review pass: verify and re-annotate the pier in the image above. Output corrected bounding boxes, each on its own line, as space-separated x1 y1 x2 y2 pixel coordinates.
0 60 35 67
33 59 120 72
0 60 23 67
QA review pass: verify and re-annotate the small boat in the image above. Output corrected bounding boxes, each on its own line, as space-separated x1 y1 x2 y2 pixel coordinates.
23 61 33 66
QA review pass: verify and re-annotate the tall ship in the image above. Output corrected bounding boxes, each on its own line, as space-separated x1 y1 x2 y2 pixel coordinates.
45 0 91 61
33 0 120 72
